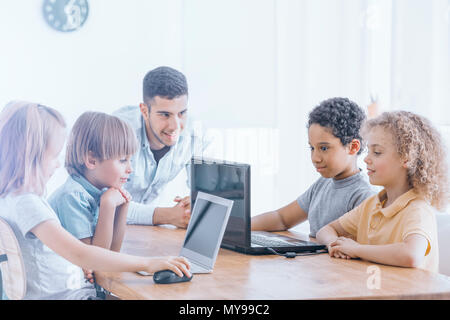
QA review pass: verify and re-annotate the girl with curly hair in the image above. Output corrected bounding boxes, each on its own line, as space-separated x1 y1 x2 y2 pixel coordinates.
317 111 449 272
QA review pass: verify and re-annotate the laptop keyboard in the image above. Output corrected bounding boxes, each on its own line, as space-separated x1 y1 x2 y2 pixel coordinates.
251 233 294 247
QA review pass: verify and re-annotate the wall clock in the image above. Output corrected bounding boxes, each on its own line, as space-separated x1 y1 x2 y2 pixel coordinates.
43 0 89 32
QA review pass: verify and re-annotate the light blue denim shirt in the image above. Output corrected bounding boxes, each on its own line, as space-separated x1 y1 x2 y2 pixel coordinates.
113 106 210 225
48 174 106 240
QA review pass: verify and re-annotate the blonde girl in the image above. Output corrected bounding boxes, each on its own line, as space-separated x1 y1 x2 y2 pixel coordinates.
317 111 448 272
0 101 190 299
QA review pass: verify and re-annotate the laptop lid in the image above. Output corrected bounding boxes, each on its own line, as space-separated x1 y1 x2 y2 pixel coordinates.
190 157 326 255
190 157 251 250
180 191 234 270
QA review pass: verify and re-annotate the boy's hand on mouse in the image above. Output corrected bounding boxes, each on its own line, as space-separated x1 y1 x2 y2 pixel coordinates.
145 256 191 278
329 237 360 259
101 188 127 207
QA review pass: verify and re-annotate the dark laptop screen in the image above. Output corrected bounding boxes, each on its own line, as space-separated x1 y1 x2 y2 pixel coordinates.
190 158 250 247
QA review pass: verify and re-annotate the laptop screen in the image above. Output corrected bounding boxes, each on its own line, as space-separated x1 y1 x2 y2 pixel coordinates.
181 191 234 270
190 158 251 247
183 198 229 258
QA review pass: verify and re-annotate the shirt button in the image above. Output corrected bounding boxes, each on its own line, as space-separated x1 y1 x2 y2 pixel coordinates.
370 217 378 229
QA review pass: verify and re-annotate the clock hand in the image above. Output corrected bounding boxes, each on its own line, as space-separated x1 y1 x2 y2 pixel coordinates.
64 0 81 29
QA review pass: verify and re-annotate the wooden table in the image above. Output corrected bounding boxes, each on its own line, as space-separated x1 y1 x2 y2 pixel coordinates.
95 225 450 300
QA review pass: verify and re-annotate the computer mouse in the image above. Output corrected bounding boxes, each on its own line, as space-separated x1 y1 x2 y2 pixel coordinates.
153 270 193 284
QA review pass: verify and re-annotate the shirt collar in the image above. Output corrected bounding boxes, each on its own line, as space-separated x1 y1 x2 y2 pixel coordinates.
331 169 363 189
140 115 149 149
376 188 419 218
71 174 105 202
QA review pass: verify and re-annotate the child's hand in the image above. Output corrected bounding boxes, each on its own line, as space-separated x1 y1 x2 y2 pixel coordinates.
328 244 352 260
101 188 127 207
118 188 132 203
329 237 360 259
144 256 191 278
83 268 95 284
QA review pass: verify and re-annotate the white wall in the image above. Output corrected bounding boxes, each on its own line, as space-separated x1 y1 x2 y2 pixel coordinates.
1 1 449 232
0 0 185 121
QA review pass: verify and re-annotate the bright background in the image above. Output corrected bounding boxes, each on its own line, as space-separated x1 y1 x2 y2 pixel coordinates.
1 0 449 233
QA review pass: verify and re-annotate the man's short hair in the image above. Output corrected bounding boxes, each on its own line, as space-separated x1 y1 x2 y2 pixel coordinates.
308 97 366 155
143 66 188 104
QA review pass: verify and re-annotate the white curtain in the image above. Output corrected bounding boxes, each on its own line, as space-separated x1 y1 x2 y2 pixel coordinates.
163 0 450 221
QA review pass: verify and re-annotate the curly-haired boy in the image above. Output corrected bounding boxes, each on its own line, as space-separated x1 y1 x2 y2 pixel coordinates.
252 97 374 238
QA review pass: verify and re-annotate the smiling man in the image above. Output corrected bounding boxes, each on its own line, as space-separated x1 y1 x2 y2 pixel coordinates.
114 66 206 228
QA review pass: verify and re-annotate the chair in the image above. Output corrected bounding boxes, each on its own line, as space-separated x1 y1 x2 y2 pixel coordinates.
436 211 450 276
0 217 26 300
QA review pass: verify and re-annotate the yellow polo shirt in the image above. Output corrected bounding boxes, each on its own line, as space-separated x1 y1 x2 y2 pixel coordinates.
338 189 439 272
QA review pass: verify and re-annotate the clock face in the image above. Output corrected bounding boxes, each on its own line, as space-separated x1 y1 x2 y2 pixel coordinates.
43 0 89 32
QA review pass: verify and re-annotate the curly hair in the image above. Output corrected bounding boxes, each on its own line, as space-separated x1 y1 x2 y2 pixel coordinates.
362 111 449 211
308 97 366 154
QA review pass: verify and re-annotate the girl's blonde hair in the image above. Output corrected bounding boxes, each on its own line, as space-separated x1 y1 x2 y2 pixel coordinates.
65 111 138 176
362 111 449 211
0 101 66 197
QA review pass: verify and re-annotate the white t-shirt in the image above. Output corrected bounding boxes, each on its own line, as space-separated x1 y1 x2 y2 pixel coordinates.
0 193 95 300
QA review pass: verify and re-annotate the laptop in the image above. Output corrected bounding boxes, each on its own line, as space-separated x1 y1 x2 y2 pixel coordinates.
190 157 326 255
179 191 234 273
138 191 233 276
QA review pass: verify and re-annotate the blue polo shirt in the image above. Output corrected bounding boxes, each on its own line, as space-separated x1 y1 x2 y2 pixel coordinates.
48 174 106 240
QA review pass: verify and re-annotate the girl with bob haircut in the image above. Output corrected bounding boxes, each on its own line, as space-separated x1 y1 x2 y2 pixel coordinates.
0 101 190 300
317 110 448 272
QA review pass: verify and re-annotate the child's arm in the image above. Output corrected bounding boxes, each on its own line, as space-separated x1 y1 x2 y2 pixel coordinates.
31 219 191 276
110 204 128 252
92 188 127 250
110 188 132 252
329 234 429 268
111 202 129 252
316 220 355 259
251 200 307 231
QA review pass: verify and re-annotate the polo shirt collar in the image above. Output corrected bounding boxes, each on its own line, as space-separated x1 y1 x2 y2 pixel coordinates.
71 174 105 202
376 188 418 218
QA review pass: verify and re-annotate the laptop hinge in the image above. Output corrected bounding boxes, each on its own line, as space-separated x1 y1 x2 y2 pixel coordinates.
183 256 210 271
